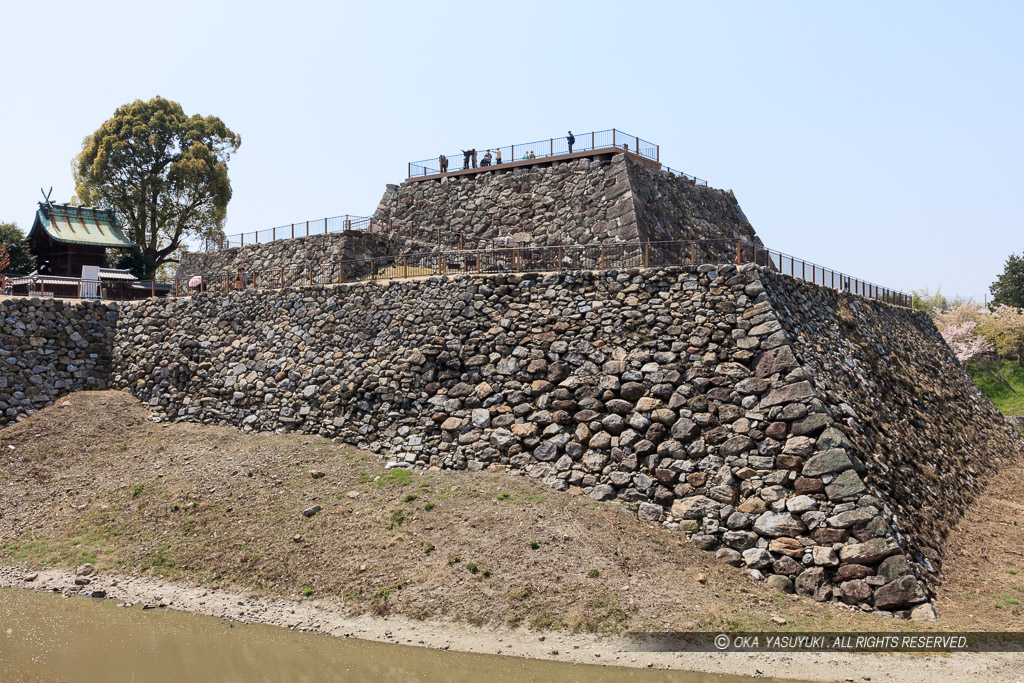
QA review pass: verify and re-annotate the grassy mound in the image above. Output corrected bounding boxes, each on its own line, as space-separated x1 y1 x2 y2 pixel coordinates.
967 360 1024 416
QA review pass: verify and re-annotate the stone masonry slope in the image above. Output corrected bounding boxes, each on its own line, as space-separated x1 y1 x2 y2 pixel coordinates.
624 159 759 247
1 298 117 427
110 265 964 614
760 271 1022 594
175 231 397 285
373 155 759 253
374 155 639 247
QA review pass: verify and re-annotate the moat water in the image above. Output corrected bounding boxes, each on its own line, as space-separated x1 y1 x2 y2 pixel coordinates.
0 588 789 682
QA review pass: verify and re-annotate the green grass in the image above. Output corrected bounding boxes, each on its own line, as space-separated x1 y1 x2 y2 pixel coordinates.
380 469 412 487
967 359 1024 416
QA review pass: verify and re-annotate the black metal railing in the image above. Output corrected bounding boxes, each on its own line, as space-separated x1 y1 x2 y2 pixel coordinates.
168 238 912 308
408 128 661 177
202 214 373 251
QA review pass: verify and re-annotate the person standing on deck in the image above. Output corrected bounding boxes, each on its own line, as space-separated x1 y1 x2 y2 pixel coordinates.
462 150 472 170
567 131 575 153
495 148 502 165
439 154 448 173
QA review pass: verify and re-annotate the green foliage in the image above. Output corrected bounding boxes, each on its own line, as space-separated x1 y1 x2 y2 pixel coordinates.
588 569 600 579
379 469 412 487
529 540 540 550
0 222 34 274
113 249 159 280
73 96 241 278
977 306 1024 363
966 360 1024 416
990 252 1024 308
388 509 406 528
912 286 969 315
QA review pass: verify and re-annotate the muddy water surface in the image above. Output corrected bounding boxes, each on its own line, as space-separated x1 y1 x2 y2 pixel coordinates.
0 588 793 682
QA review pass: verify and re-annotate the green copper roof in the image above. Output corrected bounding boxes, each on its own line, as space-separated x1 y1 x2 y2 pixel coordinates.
31 202 135 248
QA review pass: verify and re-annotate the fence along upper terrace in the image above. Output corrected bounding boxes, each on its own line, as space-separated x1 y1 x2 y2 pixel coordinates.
406 128 709 185
175 237 912 308
203 214 373 250
2 237 912 307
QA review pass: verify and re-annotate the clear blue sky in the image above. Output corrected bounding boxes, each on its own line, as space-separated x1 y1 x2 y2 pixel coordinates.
1 0 1020 300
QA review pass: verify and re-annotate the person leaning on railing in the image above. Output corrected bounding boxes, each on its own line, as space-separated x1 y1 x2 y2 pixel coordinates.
481 150 492 167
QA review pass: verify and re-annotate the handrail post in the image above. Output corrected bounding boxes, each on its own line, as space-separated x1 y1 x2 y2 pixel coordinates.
408 162 411 178
291 223 295 239
690 243 696 265
511 144 514 160
600 246 606 269
736 240 742 264
656 144 660 163
643 243 649 268
591 131 595 150
550 138 553 156
612 129 616 148
325 217 328 235
476 253 481 273
279 268 284 288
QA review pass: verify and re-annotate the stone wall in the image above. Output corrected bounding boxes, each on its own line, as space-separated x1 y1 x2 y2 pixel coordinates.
625 161 760 246
374 154 762 262
173 155 761 284
3 266 1015 615
761 271 1021 585
107 266 1020 615
0 298 117 427
175 231 399 286
374 154 639 247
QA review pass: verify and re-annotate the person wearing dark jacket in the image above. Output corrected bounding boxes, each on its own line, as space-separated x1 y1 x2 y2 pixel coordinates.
462 150 472 170
439 154 448 173
567 130 575 153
